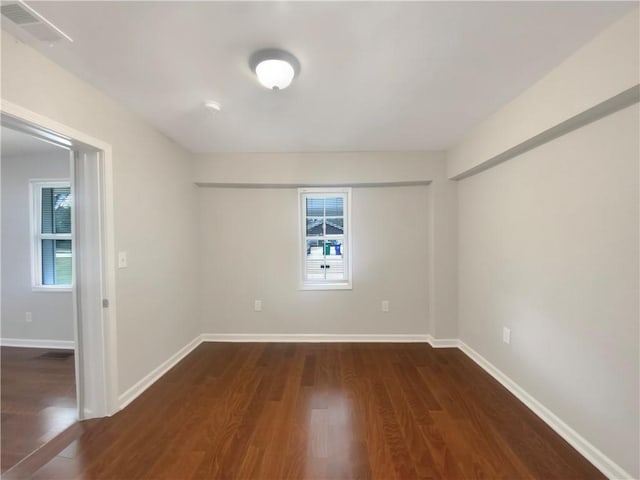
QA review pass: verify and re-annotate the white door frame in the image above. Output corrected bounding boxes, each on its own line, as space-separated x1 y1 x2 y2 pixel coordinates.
1 99 119 418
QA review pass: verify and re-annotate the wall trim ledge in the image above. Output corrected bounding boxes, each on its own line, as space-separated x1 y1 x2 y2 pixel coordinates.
0 338 75 349
457 340 633 480
195 180 432 189
118 335 202 409
451 85 640 181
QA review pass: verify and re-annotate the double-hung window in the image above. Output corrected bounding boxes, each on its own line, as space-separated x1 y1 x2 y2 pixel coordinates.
299 188 351 290
31 181 73 290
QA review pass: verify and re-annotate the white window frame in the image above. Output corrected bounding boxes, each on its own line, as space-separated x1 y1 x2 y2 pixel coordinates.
30 179 73 292
299 187 352 290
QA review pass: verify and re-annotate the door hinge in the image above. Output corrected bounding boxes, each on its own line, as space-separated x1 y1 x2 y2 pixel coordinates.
102 299 109 308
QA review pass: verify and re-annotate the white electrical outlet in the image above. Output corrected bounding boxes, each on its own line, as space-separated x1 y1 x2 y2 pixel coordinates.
118 251 128 269
25 312 32 323
381 300 389 313
254 300 262 312
502 327 511 344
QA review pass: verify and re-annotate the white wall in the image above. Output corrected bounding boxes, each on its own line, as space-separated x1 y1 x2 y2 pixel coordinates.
1 30 200 396
1 151 74 343
200 185 429 336
195 151 458 339
457 103 639 477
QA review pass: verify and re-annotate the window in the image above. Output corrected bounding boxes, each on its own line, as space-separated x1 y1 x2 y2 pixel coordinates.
299 188 351 289
30 181 73 290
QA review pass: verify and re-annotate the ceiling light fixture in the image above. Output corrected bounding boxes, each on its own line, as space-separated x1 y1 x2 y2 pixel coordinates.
204 101 221 112
249 49 300 91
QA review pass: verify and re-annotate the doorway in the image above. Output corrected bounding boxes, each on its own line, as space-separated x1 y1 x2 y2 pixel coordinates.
0 103 118 471
0 126 76 471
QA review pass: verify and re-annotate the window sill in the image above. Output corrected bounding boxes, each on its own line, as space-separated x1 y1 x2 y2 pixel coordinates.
299 282 352 291
32 286 73 293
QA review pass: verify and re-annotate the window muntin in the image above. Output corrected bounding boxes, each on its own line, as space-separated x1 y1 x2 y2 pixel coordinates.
31 181 73 289
299 188 351 289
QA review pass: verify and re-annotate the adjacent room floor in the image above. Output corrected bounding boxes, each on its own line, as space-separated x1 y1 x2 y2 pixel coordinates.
17 342 603 479
1 346 77 473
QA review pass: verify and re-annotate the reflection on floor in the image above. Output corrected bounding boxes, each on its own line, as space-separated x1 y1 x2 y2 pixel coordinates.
1 347 76 473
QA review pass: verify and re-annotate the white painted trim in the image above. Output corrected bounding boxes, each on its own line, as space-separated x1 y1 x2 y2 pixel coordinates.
457 341 632 480
31 286 73 293
298 283 352 291
201 334 459 346
196 181 432 189
1 100 112 152
118 336 202 410
202 333 430 343
426 336 460 348
0 338 75 349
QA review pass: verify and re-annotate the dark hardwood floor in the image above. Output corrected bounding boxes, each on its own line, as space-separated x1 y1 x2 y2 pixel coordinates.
1 347 77 473
21 343 603 479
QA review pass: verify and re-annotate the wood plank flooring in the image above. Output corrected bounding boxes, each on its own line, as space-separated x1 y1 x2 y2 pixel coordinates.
25 343 604 479
1 347 77 473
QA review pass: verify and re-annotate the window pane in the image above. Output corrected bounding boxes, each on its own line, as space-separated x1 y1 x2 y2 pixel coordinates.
306 197 324 217
306 218 323 236
42 239 72 286
41 188 54 234
325 197 343 216
41 187 71 234
55 240 72 284
305 239 325 280
305 239 346 282
325 240 346 281
325 218 343 235
42 239 55 284
54 188 71 234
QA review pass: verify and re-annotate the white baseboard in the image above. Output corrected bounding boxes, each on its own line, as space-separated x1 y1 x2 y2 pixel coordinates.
118 335 202 409
201 333 463 348
0 338 75 349
457 341 632 480
426 336 460 348
201 333 431 343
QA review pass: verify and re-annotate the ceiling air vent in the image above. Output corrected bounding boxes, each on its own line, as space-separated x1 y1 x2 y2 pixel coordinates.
1 1 72 42
1 2 38 24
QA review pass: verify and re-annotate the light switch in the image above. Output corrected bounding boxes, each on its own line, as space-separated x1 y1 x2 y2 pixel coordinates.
503 327 511 344
118 251 128 269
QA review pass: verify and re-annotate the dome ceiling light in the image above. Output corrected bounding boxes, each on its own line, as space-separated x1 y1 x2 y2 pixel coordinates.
249 49 301 91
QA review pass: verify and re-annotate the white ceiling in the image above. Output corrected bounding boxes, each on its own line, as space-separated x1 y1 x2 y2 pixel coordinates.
1 126 67 157
2 1 635 153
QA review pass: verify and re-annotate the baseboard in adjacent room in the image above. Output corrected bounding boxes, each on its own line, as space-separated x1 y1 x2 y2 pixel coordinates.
457 340 632 480
118 335 202 409
0 338 75 349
